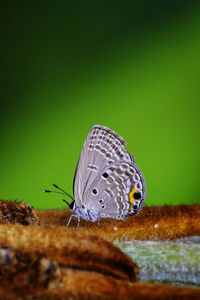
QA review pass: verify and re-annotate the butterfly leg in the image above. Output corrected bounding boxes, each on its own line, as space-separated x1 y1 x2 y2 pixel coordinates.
76 215 81 227
66 214 77 227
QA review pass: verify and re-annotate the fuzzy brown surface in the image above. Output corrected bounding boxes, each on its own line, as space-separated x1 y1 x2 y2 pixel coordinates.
37 204 200 241
30 270 200 300
0 246 60 299
0 200 40 225
1 267 200 300
0 224 137 281
0 203 199 299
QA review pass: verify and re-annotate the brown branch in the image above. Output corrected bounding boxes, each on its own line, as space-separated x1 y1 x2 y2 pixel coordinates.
0 200 199 299
0 246 60 299
0 200 39 225
37 204 200 241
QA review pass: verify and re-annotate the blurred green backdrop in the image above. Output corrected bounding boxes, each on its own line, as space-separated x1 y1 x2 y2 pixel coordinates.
1 1 200 209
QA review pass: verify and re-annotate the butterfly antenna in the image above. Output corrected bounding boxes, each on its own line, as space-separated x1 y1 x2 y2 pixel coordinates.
52 183 68 194
63 199 74 209
43 183 75 202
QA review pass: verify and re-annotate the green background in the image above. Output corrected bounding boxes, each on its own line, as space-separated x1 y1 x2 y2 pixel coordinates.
1 1 200 209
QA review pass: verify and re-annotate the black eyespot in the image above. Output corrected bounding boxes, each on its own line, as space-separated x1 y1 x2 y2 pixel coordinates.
102 172 109 178
82 205 85 209
99 199 103 203
133 205 138 210
133 192 141 200
102 205 105 209
92 188 97 195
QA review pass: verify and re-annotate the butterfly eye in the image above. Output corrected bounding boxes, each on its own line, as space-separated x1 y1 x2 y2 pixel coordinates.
133 192 141 200
102 172 109 178
92 188 98 195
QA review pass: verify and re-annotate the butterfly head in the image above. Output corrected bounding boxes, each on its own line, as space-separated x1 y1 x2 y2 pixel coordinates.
72 202 99 222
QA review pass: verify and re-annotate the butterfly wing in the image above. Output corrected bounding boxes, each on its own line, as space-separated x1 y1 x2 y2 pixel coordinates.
73 125 135 207
84 160 146 219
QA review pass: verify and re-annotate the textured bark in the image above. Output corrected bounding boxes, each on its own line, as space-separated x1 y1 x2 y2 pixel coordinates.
0 200 40 225
35 271 200 300
0 267 200 300
0 246 60 299
37 204 200 241
0 201 199 299
0 224 138 280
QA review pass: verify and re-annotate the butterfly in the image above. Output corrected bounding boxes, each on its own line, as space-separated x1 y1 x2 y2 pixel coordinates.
44 125 146 226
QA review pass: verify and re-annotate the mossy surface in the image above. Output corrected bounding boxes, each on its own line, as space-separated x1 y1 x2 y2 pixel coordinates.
116 237 200 286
